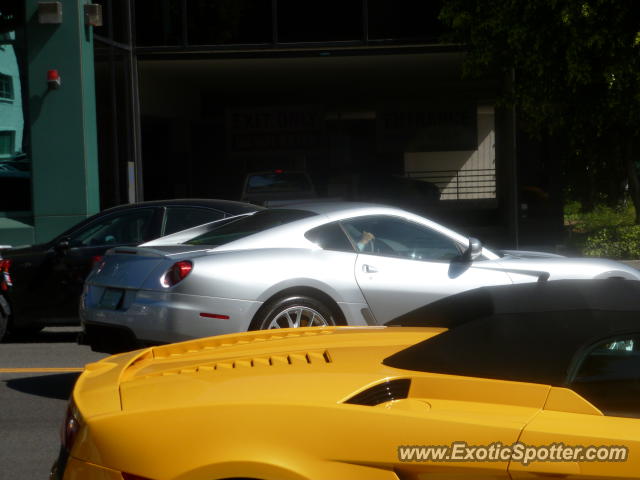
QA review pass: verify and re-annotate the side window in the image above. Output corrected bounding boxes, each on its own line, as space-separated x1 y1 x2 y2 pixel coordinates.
305 223 355 252
70 209 155 247
163 207 224 236
340 216 462 261
569 334 640 418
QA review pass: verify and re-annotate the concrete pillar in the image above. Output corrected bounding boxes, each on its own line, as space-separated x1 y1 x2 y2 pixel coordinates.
26 0 99 243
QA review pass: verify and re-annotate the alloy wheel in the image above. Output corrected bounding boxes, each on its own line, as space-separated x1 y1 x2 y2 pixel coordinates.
266 305 330 329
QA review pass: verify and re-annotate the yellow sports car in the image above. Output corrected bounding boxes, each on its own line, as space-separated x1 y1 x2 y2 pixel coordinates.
52 280 640 480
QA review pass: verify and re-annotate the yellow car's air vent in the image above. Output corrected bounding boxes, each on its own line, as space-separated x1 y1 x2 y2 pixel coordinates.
344 378 411 406
151 328 336 360
143 349 332 379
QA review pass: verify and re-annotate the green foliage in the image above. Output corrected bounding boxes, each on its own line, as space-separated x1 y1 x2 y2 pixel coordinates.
565 200 635 232
582 225 640 259
440 0 640 222
439 0 640 138
564 200 639 258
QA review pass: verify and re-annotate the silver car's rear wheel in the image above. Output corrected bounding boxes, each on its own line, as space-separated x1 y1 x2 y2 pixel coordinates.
266 305 329 329
250 295 338 331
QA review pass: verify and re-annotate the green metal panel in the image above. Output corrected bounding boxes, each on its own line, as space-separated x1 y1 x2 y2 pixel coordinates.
26 0 100 243
0 217 35 247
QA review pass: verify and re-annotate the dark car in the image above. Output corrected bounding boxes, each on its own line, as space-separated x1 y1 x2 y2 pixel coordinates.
0 199 261 340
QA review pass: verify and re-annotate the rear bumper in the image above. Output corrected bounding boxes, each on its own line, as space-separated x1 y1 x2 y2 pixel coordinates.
81 286 260 344
49 447 69 480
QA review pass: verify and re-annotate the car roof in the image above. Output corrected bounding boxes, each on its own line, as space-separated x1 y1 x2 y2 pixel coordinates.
272 201 404 216
384 279 640 386
101 198 263 216
49 199 262 244
268 201 472 248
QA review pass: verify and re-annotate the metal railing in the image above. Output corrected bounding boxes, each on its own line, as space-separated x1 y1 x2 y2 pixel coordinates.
406 168 496 200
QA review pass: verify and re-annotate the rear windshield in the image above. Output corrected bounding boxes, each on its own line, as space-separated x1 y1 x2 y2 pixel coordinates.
246 172 313 193
185 209 317 246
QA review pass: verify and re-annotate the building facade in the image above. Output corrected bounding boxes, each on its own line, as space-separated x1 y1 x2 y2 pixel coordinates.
1 0 99 246
0 0 562 249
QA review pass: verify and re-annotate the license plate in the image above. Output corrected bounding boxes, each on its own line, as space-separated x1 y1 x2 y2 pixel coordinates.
99 288 124 310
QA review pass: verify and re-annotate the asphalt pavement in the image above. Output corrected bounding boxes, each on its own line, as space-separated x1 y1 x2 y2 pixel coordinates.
0 327 107 480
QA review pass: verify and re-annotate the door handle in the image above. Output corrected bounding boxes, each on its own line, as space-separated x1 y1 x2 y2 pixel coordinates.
362 264 378 273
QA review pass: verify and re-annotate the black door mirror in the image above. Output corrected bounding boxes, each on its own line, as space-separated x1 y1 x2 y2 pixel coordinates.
54 238 70 254
462 237 483 262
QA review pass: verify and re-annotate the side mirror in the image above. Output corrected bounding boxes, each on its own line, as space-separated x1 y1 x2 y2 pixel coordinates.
462 237 483 262
54 238 70 254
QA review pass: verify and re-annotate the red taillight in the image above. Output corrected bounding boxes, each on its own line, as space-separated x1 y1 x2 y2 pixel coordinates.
0 259 12 291
60 400 82 453
162 261 193 287
91 255 105 273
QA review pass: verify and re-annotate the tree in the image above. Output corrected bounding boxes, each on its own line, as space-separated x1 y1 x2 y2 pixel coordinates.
440 0 640 222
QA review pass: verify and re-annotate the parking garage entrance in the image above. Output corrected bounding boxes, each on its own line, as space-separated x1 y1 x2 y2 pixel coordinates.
134 51 510 238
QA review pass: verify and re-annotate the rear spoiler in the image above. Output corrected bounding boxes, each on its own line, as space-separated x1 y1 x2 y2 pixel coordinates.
142 213 256 247
106 246 178 258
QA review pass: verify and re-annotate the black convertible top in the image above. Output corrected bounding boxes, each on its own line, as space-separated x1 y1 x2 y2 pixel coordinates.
384 279 640 385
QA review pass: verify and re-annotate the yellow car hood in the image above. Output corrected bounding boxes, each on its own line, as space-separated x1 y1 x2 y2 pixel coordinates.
76 326 444 417
71 326 626 480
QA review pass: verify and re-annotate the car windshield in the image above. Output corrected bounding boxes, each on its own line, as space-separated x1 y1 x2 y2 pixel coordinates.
185 209 317 246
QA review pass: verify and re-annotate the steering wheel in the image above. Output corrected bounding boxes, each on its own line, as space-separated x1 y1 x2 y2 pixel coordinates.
365 237 396 255
374 238 396 254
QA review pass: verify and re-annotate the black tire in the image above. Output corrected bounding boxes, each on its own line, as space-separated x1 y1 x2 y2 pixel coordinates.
250 295 337 331
0 310 7 342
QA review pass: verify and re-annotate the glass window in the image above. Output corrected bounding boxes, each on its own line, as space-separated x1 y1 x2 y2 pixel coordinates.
186 0 272 45
134 0 183 46
277 0 362 43
186 209 315 246
70 209 156 247
163 206 225 235
94 0 132 45
0 73 13 100
305 222 355 252
0 1 24 39
0 131 14 155
341 215 462 261
368 0 447 42
570 334 640 418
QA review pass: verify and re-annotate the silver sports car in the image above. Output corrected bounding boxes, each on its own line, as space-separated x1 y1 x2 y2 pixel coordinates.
80 202 640 352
